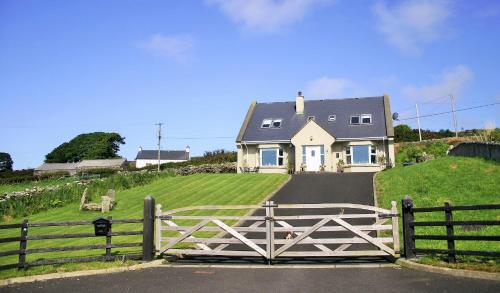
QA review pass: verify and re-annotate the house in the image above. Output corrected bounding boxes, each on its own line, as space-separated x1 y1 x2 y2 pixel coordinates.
236 92 395 173
135 146 190 168
34 158 127 176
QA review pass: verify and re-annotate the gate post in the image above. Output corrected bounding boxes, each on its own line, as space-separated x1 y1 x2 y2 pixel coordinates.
391 201 400 256
402 196 416 259
142 195 155 261
264 200 276 264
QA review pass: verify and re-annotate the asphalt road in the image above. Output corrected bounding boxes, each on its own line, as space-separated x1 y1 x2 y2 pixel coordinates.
2 266 498 293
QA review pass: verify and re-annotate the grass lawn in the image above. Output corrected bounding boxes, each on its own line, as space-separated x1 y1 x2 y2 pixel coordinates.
376 156 499 272
0 177 78 194
0 173 288 279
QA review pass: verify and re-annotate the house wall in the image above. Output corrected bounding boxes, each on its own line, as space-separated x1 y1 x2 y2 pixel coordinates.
290 121 335 172
237 143 292 173
136 159 187 169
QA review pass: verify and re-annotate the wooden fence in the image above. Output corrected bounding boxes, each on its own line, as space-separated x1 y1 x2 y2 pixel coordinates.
401 197 500 262
0 196 156 270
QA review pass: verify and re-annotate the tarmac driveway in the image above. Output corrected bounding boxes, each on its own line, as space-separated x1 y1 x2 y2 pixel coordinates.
270 172 375 205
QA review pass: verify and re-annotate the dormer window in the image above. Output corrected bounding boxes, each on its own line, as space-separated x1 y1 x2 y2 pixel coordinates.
261 119 272 128
307 116 315 121
261 118 282 129
328 115 336 122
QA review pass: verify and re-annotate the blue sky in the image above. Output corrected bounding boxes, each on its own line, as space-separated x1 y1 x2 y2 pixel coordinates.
1 0 499 169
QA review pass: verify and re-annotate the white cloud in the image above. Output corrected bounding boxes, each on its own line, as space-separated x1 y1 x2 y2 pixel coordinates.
401 65 473 102
373 0 451 54
305 77 366 99
138 34 194 63
207 0 332 33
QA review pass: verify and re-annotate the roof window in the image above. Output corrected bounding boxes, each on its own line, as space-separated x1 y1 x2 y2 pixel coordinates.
261 118 282 129
350 115 360 125
350 114 372 125
307 116 315 121
328 115 336 122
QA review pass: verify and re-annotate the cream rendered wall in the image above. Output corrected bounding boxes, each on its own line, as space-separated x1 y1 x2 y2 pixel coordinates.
237 143 291 173
291 120 335 172
335 140 389 172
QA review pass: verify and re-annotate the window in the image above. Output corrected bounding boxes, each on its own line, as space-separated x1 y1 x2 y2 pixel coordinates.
261 118 282 128
361 114 372 124
320 145 325 165
370 146 377 164
346 145 376 165
272 119 282 128
336 153 340 159
328 115 336 122
302 146 306 164
261 119 272 128
350 115 360 125
260 148 284 166
307 116 315 121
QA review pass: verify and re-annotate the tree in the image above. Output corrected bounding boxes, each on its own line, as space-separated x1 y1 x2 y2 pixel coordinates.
45 132 125 163
394 124 418 142
0 152 13 172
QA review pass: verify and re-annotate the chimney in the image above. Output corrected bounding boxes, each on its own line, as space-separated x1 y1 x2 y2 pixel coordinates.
138 146 143 152
296 91 304 114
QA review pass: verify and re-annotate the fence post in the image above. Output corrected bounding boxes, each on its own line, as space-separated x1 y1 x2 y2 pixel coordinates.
106 216 112 261
142 195 156 261
402 196 415 259
444 202 456 263
18 219 28 270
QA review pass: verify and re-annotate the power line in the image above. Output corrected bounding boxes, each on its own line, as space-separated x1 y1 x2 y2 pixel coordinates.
397 101 500 122
165 136 234 140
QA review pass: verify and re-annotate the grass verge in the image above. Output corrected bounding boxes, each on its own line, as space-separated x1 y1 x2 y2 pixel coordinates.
376 156 499 272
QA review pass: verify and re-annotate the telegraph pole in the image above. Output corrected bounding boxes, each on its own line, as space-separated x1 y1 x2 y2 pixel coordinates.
450 95 458 138
415 103 422 141
155 123 163 172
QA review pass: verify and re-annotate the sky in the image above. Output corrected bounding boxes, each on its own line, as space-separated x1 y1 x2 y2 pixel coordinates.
1 0 499 170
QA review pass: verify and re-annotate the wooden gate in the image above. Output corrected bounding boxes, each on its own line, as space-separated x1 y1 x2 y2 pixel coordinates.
155 201 400 260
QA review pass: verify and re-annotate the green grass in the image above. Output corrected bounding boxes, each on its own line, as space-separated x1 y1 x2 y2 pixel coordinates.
376 156 500 271
0 173 288 279
0 177 78 194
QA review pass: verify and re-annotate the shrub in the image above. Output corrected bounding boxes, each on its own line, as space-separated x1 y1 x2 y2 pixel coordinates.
77 168 116 178
427 141 449 158
0 169 36 184
37 171 71 180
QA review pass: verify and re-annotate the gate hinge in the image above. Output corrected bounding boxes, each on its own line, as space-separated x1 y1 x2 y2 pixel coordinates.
265 216 275 221
159 215 173 220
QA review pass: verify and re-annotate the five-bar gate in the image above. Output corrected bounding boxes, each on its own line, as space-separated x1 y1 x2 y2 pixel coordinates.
155 201 400 260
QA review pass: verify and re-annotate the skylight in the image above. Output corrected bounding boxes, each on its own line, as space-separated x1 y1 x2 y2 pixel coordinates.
261 119 282 129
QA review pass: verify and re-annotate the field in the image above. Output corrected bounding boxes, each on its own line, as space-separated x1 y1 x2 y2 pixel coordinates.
0 173 288 279
376 156 499 271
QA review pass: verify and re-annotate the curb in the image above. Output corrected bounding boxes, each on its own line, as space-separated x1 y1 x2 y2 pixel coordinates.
396 259 500 281
0 260 164 287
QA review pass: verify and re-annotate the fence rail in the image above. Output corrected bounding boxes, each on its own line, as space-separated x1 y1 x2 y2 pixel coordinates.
402 197 500 263
0 196 158 270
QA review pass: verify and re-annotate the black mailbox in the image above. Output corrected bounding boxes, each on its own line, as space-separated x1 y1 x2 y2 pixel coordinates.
92 217 111 236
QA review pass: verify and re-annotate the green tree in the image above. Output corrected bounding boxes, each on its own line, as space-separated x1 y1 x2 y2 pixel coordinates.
394 124 418 142
45 132 125 163
0 152 13 172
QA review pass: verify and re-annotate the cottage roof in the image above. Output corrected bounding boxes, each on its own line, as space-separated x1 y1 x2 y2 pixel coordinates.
135 150 189 161
238 96 392 142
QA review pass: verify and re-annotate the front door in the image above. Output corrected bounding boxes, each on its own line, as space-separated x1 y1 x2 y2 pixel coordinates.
305 146 321 171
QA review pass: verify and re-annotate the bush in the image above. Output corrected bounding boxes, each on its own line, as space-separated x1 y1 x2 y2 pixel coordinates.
427 141 449 158
173 163 237 176
37 171 70 180
0 169 35 184
76 168 116 178
397 144 424 163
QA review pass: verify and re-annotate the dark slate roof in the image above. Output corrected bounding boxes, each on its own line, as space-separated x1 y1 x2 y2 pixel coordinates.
241 96 389 142
136 150 189 161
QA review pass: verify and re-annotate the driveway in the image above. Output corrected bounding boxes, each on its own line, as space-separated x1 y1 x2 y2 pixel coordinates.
3 266 498 293
270 172 375 204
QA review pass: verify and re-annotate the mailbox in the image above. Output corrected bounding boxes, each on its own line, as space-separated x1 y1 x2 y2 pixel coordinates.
92 217 111 236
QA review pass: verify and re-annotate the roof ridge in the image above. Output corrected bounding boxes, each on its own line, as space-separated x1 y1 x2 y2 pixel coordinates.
256 96 383 104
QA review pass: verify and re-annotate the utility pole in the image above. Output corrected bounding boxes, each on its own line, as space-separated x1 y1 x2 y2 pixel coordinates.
450 94 458 138
155 123 163 172
415 103 422 141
